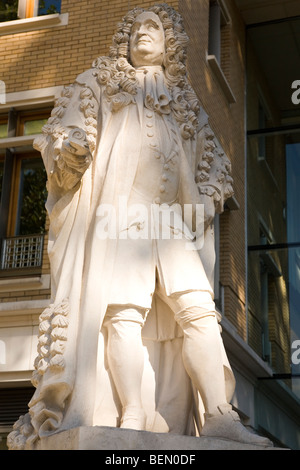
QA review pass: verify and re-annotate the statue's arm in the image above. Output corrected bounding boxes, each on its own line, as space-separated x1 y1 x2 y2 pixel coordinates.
34 69 99 196
195 115 234 228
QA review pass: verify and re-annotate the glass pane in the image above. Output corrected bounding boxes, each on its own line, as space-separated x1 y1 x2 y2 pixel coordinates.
0 0 18 22
23 118 48 136
246 17 300 390
0 160 4 203
247 131 300 398
16 158 47 236
0 122 8 139
286 143 300 398
38 0 61 15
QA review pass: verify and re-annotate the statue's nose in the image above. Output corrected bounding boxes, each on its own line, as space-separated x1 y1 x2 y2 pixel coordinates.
137 25 148 37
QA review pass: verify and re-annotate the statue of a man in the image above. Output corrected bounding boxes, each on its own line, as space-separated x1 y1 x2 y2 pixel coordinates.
8 4 272 449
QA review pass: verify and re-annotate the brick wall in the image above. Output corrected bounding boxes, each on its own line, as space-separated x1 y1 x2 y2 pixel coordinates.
1 0 178 93
180 0 247 338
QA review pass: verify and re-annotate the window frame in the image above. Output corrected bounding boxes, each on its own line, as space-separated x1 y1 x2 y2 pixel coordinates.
0 115 8 140
0 107 51 238
6 151 47 237
0 101 53 276
207 0 236 104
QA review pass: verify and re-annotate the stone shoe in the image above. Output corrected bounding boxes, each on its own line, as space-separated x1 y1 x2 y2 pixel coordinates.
201 404 273 447
120 405 147 431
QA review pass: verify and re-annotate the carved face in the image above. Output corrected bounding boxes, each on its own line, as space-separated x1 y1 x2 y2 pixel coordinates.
129 12 165 67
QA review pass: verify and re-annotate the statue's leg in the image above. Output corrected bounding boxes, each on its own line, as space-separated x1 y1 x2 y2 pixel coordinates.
171 291 227 414
167 290 273 446
104 304 147 430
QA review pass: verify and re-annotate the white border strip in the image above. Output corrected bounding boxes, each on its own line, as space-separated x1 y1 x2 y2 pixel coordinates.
0 13 68 36
0 85 63 112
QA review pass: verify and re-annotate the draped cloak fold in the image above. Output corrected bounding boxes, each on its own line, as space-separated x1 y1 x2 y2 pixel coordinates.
9 64 236 448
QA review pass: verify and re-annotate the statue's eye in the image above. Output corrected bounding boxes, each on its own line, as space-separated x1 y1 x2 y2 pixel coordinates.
147 21 159 31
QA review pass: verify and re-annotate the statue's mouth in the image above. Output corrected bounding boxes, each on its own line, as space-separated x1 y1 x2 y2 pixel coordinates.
137 38 151 45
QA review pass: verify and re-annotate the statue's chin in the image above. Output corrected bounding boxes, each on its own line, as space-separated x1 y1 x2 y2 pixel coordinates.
130 49 164 68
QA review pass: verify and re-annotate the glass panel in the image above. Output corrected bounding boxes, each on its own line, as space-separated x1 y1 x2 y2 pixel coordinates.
38 0 61 15
247 132 300 397
23 118 48 136
0 123 7 139
286 143 300 398
0 159 4 203
15 157 47 236
0 0 18 22
246 15 300 400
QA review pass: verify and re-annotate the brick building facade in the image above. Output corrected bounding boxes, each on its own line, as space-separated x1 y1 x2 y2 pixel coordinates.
0 0 300 449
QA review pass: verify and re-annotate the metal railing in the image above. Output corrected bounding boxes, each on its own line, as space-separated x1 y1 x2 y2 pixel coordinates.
0 234 44 270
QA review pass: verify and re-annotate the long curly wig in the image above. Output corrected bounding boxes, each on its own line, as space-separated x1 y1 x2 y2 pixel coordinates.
92 3 200 140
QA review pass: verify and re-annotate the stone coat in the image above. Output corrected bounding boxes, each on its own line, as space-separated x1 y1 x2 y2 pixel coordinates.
8 59 235 449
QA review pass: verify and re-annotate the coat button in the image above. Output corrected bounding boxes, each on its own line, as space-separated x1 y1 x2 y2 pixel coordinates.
154 197 161 204
160 185 166 193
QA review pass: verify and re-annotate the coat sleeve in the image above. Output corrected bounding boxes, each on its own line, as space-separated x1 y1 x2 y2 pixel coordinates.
33 68 100 206
195 108 234 223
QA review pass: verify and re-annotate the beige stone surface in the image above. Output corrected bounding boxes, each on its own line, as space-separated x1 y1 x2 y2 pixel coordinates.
39 426 280 451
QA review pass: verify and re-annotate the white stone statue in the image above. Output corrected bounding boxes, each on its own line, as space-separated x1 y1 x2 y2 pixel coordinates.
8 3 272 450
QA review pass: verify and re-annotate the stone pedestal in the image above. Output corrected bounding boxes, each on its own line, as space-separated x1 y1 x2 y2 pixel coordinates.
38 426 279 451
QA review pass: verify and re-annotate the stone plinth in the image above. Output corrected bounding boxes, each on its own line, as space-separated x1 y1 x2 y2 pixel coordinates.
38 426 280 451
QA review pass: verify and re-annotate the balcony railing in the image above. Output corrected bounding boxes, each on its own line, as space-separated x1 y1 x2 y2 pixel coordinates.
0 234 44 270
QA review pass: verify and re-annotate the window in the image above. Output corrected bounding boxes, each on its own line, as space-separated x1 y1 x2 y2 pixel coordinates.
258 224 283 364
0 158 4 203
246 15 300 394
17 110 49 136
0 108 50 273
208 0 231 65
258 101 267 160
0 0 18 22
207 0 235 103
0 0 61 23
8 155 47 236
0 118 7 139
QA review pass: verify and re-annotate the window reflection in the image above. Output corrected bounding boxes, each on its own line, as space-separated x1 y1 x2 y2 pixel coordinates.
15 157 47 236
0 159 4 203
23 118 48 136
0 123 7 139
247 131 300 396
0 0 61 22
0 1 18 22
286 143 300 397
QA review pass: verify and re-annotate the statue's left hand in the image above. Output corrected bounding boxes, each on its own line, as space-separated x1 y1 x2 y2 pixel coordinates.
60 128 92 174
